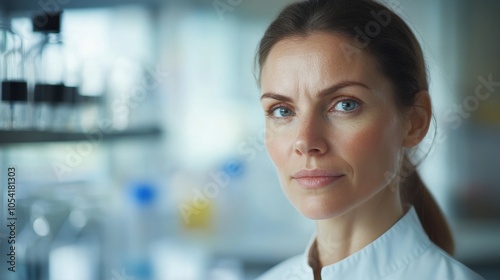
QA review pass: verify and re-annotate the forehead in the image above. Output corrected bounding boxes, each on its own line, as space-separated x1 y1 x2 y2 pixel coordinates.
260 32 385 94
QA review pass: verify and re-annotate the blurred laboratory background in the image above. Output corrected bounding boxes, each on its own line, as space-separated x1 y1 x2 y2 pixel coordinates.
0 0 499 279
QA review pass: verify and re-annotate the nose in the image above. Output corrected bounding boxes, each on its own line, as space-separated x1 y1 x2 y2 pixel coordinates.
294 114 328 156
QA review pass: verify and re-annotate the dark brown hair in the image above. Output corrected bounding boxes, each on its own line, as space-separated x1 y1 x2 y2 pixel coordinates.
256 0 454 254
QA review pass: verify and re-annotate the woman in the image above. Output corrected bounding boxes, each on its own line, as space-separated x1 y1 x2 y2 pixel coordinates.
256 0 484 279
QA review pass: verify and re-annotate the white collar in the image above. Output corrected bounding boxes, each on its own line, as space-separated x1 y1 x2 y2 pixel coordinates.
300 207 432 279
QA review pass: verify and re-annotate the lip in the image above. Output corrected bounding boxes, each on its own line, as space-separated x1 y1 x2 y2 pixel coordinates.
292 169 343 178
292 169 344 189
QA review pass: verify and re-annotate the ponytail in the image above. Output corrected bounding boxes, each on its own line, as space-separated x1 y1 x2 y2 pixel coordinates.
401 162 455 255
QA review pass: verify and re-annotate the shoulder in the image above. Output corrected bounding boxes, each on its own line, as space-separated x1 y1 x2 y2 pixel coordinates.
256 254 312 280
391 242 485 280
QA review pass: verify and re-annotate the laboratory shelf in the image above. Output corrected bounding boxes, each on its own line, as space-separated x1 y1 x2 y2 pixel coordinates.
0 126 162 145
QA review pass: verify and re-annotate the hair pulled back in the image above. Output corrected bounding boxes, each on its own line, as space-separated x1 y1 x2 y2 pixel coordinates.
257 0 454 254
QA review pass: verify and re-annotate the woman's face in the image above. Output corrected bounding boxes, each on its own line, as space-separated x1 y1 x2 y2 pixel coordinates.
260 32 409 220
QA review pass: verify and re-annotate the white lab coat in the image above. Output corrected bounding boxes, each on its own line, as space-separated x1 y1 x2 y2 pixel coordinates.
257 207 485 280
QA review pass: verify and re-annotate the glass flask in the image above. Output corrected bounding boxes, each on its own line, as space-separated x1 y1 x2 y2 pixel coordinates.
0 23 29 129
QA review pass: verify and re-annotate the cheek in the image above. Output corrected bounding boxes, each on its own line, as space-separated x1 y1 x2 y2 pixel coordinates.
264 124 298 192
343 116 403 183
264 126 289 169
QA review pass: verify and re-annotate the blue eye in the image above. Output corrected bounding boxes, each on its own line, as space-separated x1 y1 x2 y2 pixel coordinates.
271 106 294 118
334 99 359 112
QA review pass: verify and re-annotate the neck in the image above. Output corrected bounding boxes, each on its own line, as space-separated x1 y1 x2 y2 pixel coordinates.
311 185 405 269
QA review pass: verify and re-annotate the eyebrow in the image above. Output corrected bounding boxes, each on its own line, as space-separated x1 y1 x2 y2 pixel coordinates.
260 81 370 102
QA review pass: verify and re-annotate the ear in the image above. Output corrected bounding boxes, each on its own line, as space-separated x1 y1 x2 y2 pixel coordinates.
403 91 432 148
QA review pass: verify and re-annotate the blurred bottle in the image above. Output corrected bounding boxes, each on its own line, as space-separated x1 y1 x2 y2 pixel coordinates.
0 23 29 130
106 57 142 131
62 85 80 131
127 66 162 130
62 39 82 131
79 94 102 132
28 10 78 131
79 57 107 132
49 207 101 280
17 201 56 280
122 181 159 280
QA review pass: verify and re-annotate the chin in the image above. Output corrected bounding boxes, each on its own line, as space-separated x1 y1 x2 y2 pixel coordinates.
292 195 353 220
